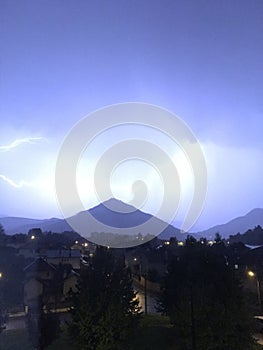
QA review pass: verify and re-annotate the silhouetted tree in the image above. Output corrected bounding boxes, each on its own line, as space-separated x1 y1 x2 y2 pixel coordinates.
160 238 255 350
68 247 141 350
28 228 43 239
0 246 26 307
0 224 6 246
230 226 263 245
214 232 223 243
0 224 4 236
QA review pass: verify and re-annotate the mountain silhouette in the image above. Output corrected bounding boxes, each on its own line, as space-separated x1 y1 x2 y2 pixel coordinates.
2 201 262 241
197 208 263 238
0 198 184 240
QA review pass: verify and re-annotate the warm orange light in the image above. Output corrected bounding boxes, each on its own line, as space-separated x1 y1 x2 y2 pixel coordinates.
248 270 255 277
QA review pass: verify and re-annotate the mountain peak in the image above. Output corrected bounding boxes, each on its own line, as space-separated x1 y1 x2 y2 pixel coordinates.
90 198 138 214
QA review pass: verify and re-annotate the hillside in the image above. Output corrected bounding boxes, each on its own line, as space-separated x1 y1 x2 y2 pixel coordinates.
197 208 263 239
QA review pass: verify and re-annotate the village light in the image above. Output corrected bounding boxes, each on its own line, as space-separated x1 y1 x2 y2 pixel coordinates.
0 272 2 278
31 235 35 240
247 269 262 312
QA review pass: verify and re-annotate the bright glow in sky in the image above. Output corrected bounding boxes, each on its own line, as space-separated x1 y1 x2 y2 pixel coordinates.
0 0 262 230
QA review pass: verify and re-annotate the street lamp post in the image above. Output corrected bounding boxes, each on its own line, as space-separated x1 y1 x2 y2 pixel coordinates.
248 270 262 313
144 270 148 316
134 257 148 315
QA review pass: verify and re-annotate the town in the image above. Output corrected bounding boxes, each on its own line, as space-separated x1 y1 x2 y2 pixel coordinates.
1 224 263 349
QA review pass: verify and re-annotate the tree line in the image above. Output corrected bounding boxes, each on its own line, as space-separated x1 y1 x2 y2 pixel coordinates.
29 241 257 349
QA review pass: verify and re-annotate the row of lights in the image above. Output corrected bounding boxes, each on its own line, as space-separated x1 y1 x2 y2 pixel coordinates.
31 236 89 248
164 241 185 246
164 240 217 246
74 240 89 247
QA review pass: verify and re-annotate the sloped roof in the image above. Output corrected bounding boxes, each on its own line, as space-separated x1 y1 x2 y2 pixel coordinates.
63 269 79 281
46 249 81 258
24 257 57 272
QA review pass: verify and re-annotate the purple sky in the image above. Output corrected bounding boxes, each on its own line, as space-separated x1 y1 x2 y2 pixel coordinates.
0 1 263 231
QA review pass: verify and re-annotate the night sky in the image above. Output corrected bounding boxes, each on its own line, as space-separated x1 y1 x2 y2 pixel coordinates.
0 1 263 231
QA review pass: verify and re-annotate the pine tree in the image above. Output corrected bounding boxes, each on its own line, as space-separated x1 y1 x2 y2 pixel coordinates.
160 238 256 350
0 224 5 245
0 224 4 236
68 247 141 350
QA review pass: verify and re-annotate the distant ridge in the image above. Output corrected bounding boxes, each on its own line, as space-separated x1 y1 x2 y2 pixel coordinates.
0 216 67 235
197 208 263 238
1 203 262 240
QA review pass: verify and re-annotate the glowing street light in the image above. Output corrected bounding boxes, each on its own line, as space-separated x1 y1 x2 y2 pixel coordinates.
0 272 2 279
31 235 35 240
248 269 262 312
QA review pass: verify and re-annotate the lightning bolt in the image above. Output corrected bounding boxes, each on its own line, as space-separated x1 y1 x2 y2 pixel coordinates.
0 136 49 190
0 174 33 188
0 137 47 152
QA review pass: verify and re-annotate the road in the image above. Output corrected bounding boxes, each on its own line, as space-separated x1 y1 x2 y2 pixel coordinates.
5 316 26 330
134 285 158 314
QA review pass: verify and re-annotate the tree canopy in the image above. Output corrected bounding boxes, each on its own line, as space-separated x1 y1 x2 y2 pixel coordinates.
160 236 256 350
68 247 141 350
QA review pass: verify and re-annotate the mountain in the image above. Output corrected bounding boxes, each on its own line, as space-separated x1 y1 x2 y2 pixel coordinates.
0 216 69 235
197 208 263 239
0 198 184 240
2 201 262 241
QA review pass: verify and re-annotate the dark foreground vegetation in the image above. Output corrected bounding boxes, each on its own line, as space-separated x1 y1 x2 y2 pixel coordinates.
1 222 263 349
1 315 263 350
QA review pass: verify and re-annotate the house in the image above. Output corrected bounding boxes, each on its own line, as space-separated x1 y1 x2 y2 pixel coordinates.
63 270 79 296
24 258 57 311
23 257 79 313
18 245 38 259
44 249 81 270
